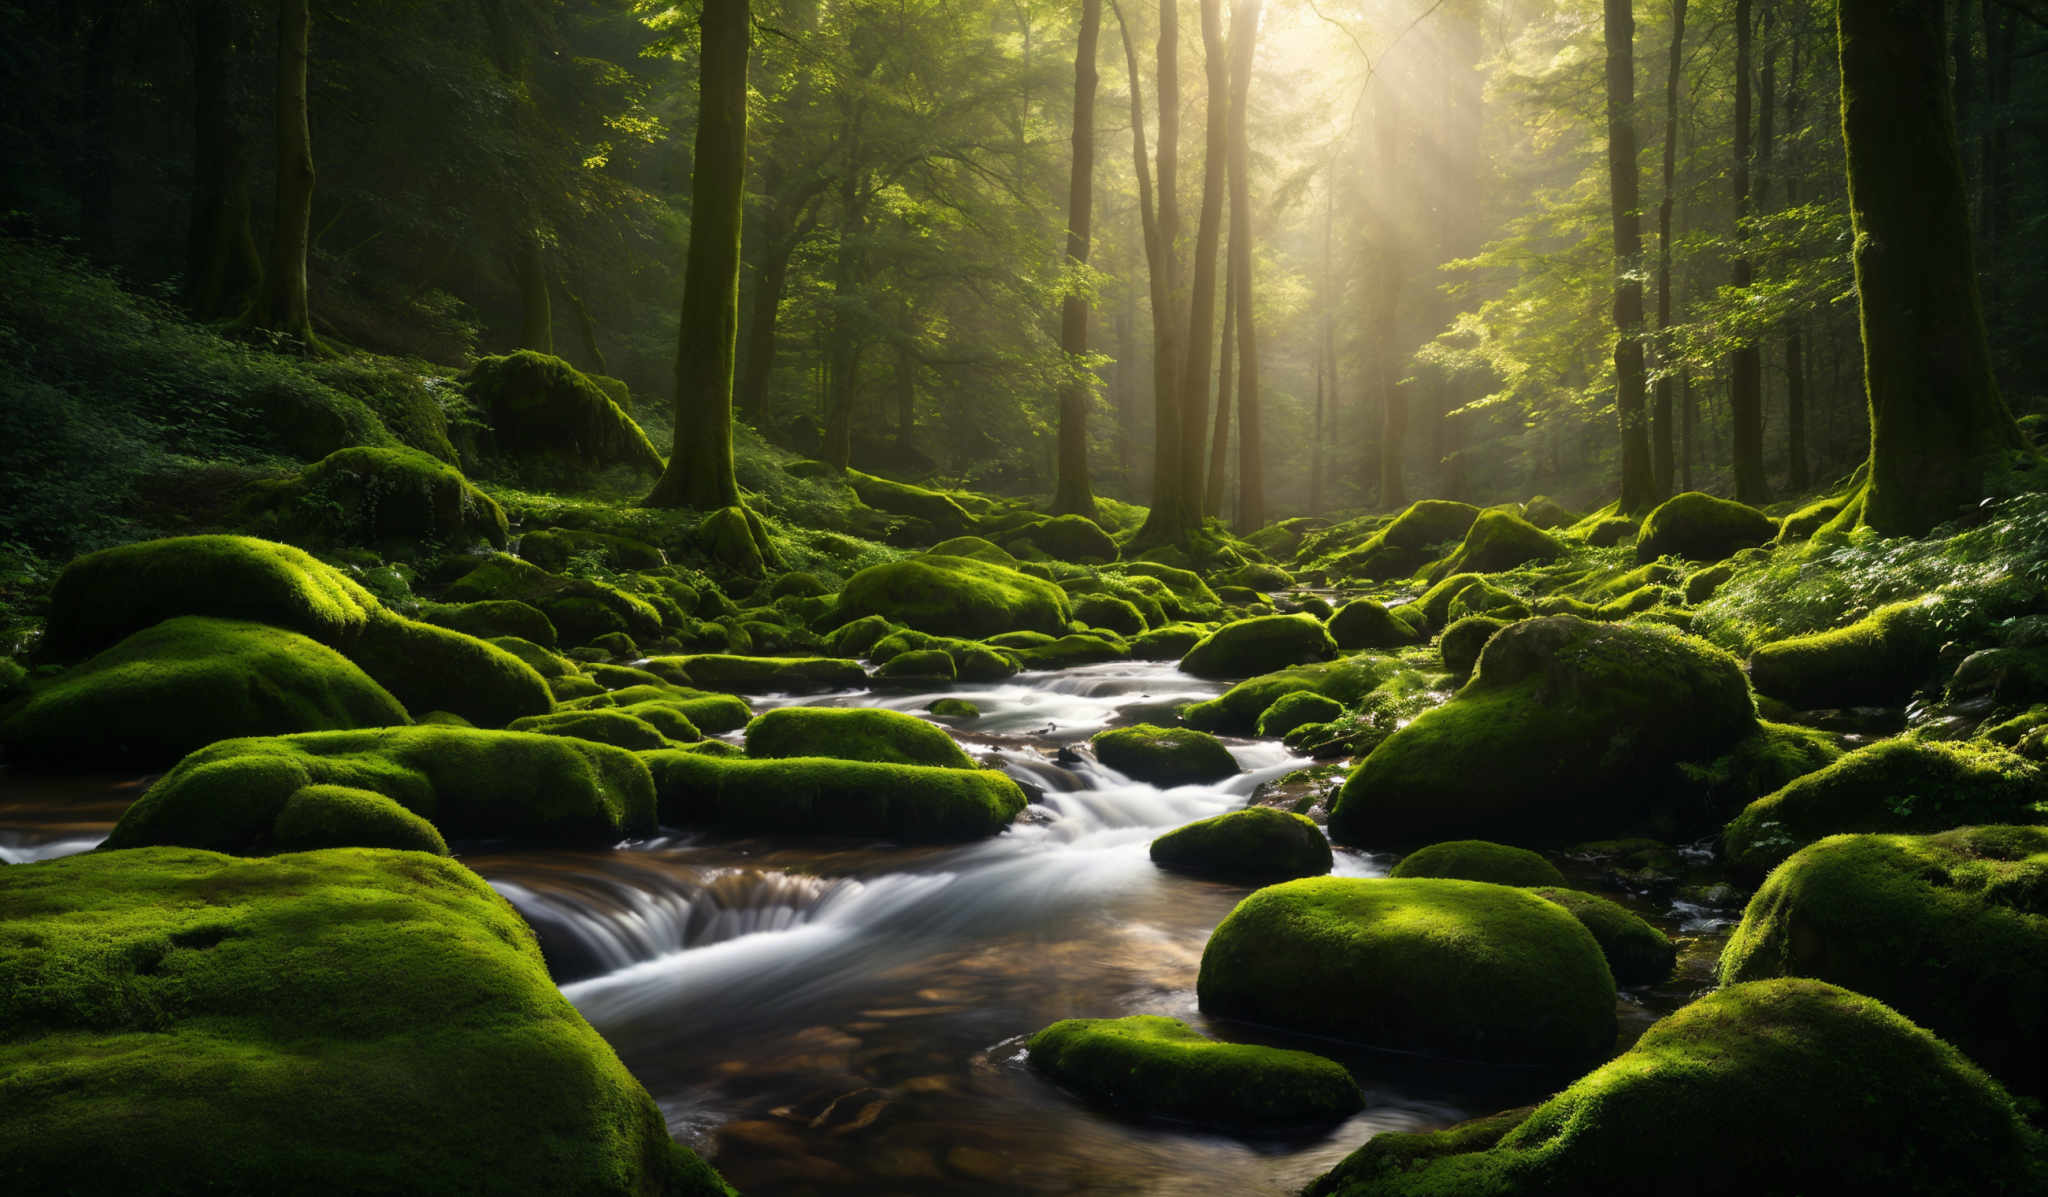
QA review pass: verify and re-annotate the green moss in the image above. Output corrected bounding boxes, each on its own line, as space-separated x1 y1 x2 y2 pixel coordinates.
1113 562 1224 616
1426 511 1568 581
1216 562 1296 592
870 629 1021 680
1675 720 1843 822
1635 491 1776 563
0 847 729 1195
1406 572 1486 633
1776 496 1849 544
1521 496 1580 529
1 617 408 769
834 554 1072 638
103 727 656 854
269 446 508 549
507 709 676 751
1439 615 1508 679
1389 840 1567 887
271 784 449 854
1321 501 1481 580
825 614 899 657
1579 514 1640 547
1720 827 2048 1099
1092 724 1239 786
1257 691 1345 738
520 528 666 573
1129 622 1211 659
1074 594 1147 636
1526 887 1676 986
744 706 972 768
1027 1015 1360 1127
1197 878 1616 1073
1150 807 1333 883
1066 573 1170 627
1179 614 1338 679
644 654 865 695
1011 514 1119 563
641 751 1025 842
1331 616 1758 847
422 599 558 648
1182 657 1402 735
1306 979 2044 1197
1723 739 2047 875
345 612 552 728
569 683 751 735
1329 598 1422 651
443 553 664 645
926 536 1019 565
463 351 664 480
695 504 780 577
845 470 973 537
1747 599 1941 709
928 698 980 719
1015 632 1129 670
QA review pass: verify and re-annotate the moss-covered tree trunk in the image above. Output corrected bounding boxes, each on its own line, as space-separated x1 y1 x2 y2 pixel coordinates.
646 0 749 509
1051 0 1103 519
1836 0 2023 535
1603 0 1655 513
1650 0 1685 500
1230 0 1264 531
1728 0 1766 504
264 0 317 347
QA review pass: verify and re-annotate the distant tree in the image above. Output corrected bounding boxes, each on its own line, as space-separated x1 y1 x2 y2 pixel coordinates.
1051 0 1104 519
1227 0 1264 529
262 0 317 347
1728 0 1766 503
1602 0 1654 511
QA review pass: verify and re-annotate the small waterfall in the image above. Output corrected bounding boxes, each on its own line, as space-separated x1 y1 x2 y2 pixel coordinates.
0 832 103 863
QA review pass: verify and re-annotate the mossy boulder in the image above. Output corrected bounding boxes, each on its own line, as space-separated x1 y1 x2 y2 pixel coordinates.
521 527 666 573
1113 562 1224 618
870 629 1021 681
1149 807 1332 883
463 351 664 479
1526 887 1676 986
846 470 973 538
1013 514 1119 563
270 446 508 548
926 535 1017 565
1579 514 1639 547
1304 979 2044 1197
642 751 1025 842
507 709 676 752
928 698 980 719
1197 878 1617 1073
1027 1015 1360 1128
346 612 553 728
1427 511 1567 580
1331 616 1758 847
1216 562 1295 592
744 706 972 769
1181 657 1400 735
1256 691 1344 738
1014 632 1129 670
1635 491 1776 563
1092 724 1239 787
1521 496 1580 529
1389 840 1566 887
1074 594 1147 637
103 727 657 854
1439 615 1508 679
1328 598 1421 651
1327 501 1481 580
1747 599 1941 710
422 599 558 648
568 683 752 735
1179 614 1338 679
645 654 865 695
1130 622 1211 660
835 555 1072 638
0 617 408 769
1722 739 2047 875
444 553 664 646
875 647 957 681
271 784 450 854
1720 826 2048 1099
825 613 899 657
0 847 730 1196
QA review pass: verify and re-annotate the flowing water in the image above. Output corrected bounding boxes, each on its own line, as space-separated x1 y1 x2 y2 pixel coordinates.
0 661 1733 1195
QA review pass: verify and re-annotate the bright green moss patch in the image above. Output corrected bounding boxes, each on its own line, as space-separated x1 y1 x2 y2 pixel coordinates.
1093 724 1239 786
271 784 449 854
508 708 677 751
345 611 553 728
464 350 664 480
443 553 664 645
1426 510 1567 581
1130 622 1211 659
1720 826 2048 1099
1182 657 1402 735
1526 887 1676 986
1722 739 2047 875
1389 840 1566 887
1256 691 1344 738
1179 614 1338 679
1746 599 1942 709
569 683 753 734
1112 562 1223 618
928 698 981 719
0 617 407 769
264 446 508 548
1197 877 1616 1073
0 848 729 1196
1149 807 1332 883
1027 1015 1361 1127
1635 491 1776 563
641 751 1025 842
745 706 972 768
104 727 657 853
1438 615 1508 679
521 527 666 572
1321 500 1480 580
1010 514 1119 563
1015 632 1129 670
926 535 1018 565
1305 979 2044 1197
846 470 973 538
1074 593 1147 636
1328 598 1421 650
645 654 866 695
835 554 1072 638
423 599 558 647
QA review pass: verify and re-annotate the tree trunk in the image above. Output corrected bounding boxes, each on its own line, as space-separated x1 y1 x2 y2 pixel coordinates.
516 229 552 353
1122 0 1191 546
1603 0 1655 512
1207 267 1235 518
1374 264 1406 510
1837 0 2022 535
1728 0 1766 503
1780 33 1808 492
1174 0 1228 523
265 0 316 346
822 170 869 471
1229 0 1265 531
558 275 609 376
736 199 813 429
646 0 750 508
894 336 917 453
1680 368 1694 491
1651 0 1685 499
186 0 261 319
1052 0 1103 517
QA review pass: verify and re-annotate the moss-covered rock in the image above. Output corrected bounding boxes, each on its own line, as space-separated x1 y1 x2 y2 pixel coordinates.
346 612 553 728
0 847 730 1196
1074 594 1147 637
268 446 509 548
1014 632 1129 670
875 647 957 681
927 698 980 719
642 751 1025 842
1113 562 1224 618
0 617 408 769
1331 616 1758 847
270 784 450 854
1197 878 1616 1073
507 708 676 751
521 527 666 572
645 654 865 695
463 351 664 479
1635 491 1776 563
1526 887 1676 986
1256 691 1344 738
926 535 1018 565
1579 514 1639 548
1179 614 1338 679
444 553 664 646
1326 501 1481 580
1328 598 1421 651
870 629 1021 681
103 727 657 854
1388 840 1566 887
1427 511 1568 580
1129 622 1211 660
1027 1015 1360 1127
1012 514 1119 563
1521 496 1580 529
422 599 558 648
1304 979 2044 1197
568 683 751 735
1439 615 1508 679
825 613 899 657
1216 562 1295 592
1720 826 2048 1099
744 706 971 769
1747 599 1941 710
835 554 1072 638
1181 657 1401 735
846 470 973 538
1683 562 1736 604
1092 724 1239 787
1149 807 1332 883
1722 739 2047 875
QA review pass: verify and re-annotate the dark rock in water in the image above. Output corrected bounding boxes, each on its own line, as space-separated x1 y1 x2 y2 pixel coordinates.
642 750 1026 842
1150 807 1332 883
1092 724 1239 787
1027 1015 1361 1127
1178 614 1338 679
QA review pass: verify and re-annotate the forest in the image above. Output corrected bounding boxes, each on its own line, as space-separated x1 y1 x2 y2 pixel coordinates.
0 0 2045 1193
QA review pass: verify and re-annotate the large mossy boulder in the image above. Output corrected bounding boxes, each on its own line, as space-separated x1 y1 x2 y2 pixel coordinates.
1634 491 1776 564
1746 599 1942 710
647 653 866 694
1197 877 1617 1074
1178 613 1338 679
1526 887 1676 987
0 617 407 769
1027 1015 1361 1128
1328 598 1421 651
421 598 558 648
1720 826 2048 1099
1255 690 1343 738
846 469 973 538
641 750 1025 842
1149 807 1332 883
1181 657 1400 735
463 351 664 479
1304 979 2045 1197
507 708 678 751
1330 616 1757 847
835 554 1072 638
444 554 665 646
1092 724 1239 786
743 706 972 768
346 612 554 728
1327 501 1481 580
1722 739 2047 875
266 446 508 548
0 847 730 1196
102 727 657 854
1426 511 1567 580
1389 840 1566 887
1011 514 1119 563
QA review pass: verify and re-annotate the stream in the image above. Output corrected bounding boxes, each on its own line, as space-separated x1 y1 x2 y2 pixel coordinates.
0 661 1734 1196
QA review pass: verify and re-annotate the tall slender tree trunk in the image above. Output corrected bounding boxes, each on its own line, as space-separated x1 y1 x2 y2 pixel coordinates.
822 170 869 471
1837 0 2023 535
1780 34 1809 492
1651 0 1684 499
516 228 552 353
1174 0 1229 523
1206 268 1235 517
1680 369 1695 491
646 0 750 508
1052 0 1104 517
1123 0 1191 545
1230 0 1265 530
557 275 609 375
186 0 261 319
1603 0 1655 511
1728 0 1766 502
1374 263 1406 510
736 188 817 428
265 0 316 346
